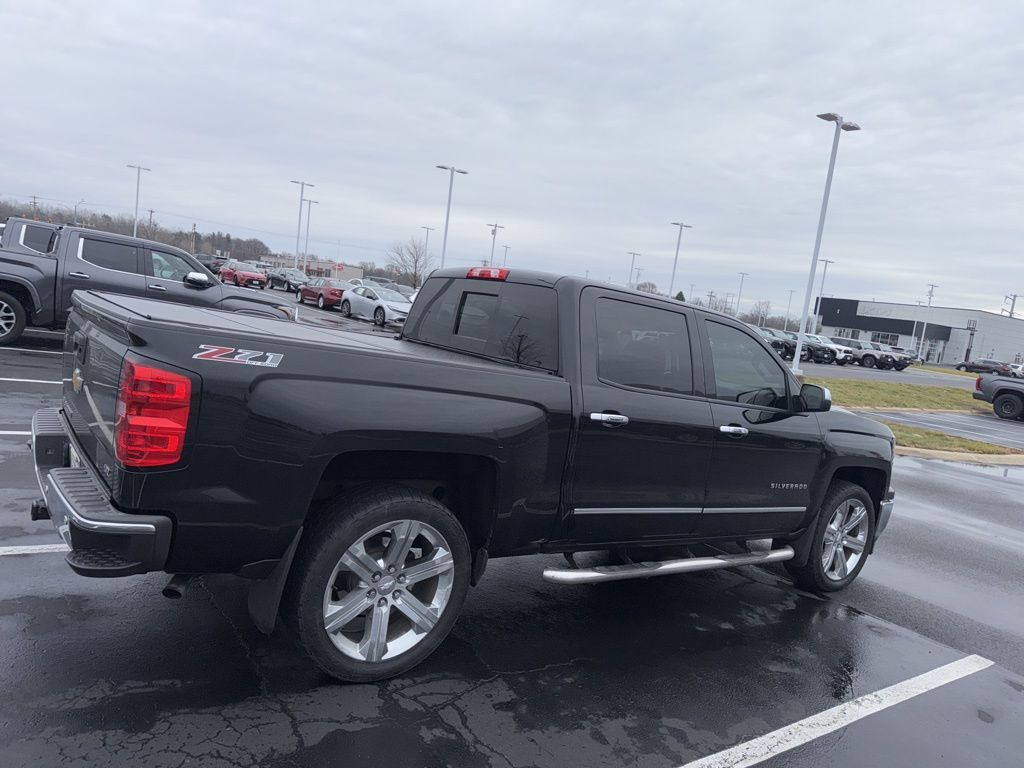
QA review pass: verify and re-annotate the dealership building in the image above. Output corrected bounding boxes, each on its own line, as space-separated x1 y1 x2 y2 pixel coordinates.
816 298 1024 365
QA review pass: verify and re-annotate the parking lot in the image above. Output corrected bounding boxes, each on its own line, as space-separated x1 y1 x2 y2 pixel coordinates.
807 361 978 390
2 333 1023 767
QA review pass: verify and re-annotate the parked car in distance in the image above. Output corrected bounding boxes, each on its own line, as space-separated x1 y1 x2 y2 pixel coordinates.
195 254 228 274
393 284 416 299
874 343 911 370
804 334 853 365
219 260 268 289
774 329 835 364
831 337 896 370
0 218 291 345
341 284 413 326
33 268 895 682
1009 363 1024 379
297 278 353 309
956 359 1013 376
268 268 309 292
363 276 398 287
750 325 793 359
974 374 1024 419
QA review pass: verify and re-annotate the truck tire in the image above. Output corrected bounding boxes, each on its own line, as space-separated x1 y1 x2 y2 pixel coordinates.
785 480 875 593
0 291 27 347
836 358 847 366
860 354 876 368
993 393 1024 420
284 485 471 682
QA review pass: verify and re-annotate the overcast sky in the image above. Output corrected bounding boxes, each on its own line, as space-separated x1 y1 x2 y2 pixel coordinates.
5 1 1023 315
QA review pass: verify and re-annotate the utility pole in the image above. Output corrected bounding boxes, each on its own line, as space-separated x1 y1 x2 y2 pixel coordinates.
147 209 155 235
669 222 693 297
706 290 716 308
736 272 749 317
190 224 197 253
502 245 510 266
487 222 504 266
688 283 695 302
290 180 314 268
627 252 641 287
1004 293 1019 319
30 195 39 214
420 226 435 257
127 164 151 238
784 289 796 331
436 165 468 268
919 284 938 362
302 199 319 271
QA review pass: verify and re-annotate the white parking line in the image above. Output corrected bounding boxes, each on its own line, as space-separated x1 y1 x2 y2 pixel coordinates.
0 347 62 355
679 654 993 768
0 431 31 436
0 377 61 385
0 543 68 557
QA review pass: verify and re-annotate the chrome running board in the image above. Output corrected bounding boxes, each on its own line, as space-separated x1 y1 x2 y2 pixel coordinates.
541 546 795 585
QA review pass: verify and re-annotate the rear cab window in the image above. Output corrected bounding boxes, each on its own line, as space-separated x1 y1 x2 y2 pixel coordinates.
21 224 57 253
404 277 558 371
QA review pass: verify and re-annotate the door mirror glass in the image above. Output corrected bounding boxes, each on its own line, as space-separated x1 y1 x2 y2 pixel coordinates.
184 271 211 288
800 383 832 412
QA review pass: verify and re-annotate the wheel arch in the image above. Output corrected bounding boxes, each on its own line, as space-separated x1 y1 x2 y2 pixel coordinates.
0 277 42 322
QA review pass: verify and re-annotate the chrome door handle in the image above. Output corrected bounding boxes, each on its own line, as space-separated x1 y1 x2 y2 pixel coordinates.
719 425 749 436
148 284 167 291
68 271 90 279
590 412 629 425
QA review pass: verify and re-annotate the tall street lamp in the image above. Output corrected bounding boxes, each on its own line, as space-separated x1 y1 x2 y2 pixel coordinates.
809 259 835 332
627 252 641 287
502 245 510 265
736 272 749 317
420 225 435 256
669 222 693 297
487 221 504 266
919 284 938 361
127 164 151 238
290 180 314 268
302 199 319 271
74 199 87 220
792 113 860 373
436 165 468 268
784 289 796 331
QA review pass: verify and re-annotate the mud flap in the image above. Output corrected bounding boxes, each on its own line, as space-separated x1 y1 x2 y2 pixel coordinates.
247 527 303 634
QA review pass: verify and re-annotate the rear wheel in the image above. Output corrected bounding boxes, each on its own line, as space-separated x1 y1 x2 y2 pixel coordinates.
993 393 1024 420
860 354 876 368
296 291 304 304
284 485 471 682
786 480 874 592
374 307 386 326
317 295 326 309
0 291 27 347
340 300 351 317
956 364 967 371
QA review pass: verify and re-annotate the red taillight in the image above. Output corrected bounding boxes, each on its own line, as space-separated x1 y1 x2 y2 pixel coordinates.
115 360 192 468
466 267 509 280
329 289 342 297
976 376 983 391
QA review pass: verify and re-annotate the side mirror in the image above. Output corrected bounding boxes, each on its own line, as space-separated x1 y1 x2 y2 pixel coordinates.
800 383 832 412
184 271 211 288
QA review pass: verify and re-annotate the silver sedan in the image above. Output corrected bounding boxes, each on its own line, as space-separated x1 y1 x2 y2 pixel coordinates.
340 286 413 326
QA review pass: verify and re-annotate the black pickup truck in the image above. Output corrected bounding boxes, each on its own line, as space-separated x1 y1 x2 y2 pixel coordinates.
31 266 896 682
0 217 292 345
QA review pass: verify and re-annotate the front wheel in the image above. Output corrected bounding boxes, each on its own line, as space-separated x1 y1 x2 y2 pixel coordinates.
284 485 471 682
860 354 876 368
340 300 351 318
296 291 304 304
317 295 326 309
956 364 967 371
374 307 386 326
786 480 874 592
0 291 27 347
993 393 1024 420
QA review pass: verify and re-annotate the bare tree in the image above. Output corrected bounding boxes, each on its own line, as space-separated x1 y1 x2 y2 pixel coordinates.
740 300 772 326
385 237 436 287
635 281 659 294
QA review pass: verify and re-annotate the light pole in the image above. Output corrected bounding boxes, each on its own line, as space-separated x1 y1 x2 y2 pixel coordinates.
627 252 641 287
436 165 468 268
919 284 938 361
302 199 318 271
290 180 314 268
502 245 510 265
487 221 504 266
688 283 695 303
126 164 151 238
784 289 796 331
808 259 835 333
669 222 693 297
792 112 860 373
736 272 749 317
73 199 87 220
420 226 435 257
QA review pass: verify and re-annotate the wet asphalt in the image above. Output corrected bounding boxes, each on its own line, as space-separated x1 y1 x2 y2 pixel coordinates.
1 318 1023 767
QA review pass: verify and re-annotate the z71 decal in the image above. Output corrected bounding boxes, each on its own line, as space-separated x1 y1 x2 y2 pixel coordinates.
192 345 284 368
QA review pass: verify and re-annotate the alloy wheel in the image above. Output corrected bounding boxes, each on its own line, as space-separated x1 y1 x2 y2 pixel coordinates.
318 295 325 309
0 300 14 337
321 519 456 663
821 499 869 581
375 308 385 326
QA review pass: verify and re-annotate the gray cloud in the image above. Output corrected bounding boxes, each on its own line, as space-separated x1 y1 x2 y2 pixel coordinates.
4 1 1023 314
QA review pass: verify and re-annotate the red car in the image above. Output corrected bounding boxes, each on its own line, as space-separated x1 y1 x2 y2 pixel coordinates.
296 278 352 309
219 260 267 289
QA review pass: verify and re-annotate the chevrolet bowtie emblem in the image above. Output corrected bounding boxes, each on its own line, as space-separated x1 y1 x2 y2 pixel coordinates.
71 368 83 393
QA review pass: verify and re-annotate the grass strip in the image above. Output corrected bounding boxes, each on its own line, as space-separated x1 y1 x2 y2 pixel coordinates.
804 377 988 413
882 422 1021 455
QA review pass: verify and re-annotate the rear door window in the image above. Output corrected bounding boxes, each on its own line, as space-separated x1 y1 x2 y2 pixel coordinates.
406 278 558 371
22 224 55 253
595 298 693 395
80 238 138 272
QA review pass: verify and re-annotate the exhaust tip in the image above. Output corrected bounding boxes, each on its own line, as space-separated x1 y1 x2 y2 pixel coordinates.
162 574 189 599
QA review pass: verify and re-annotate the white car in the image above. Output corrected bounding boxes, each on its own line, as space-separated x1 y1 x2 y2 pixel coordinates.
340 285 412 326
1010 363 1024 379
805 333 854 365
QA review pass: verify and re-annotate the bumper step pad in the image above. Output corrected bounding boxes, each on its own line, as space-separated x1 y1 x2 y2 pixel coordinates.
66 548 141 577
